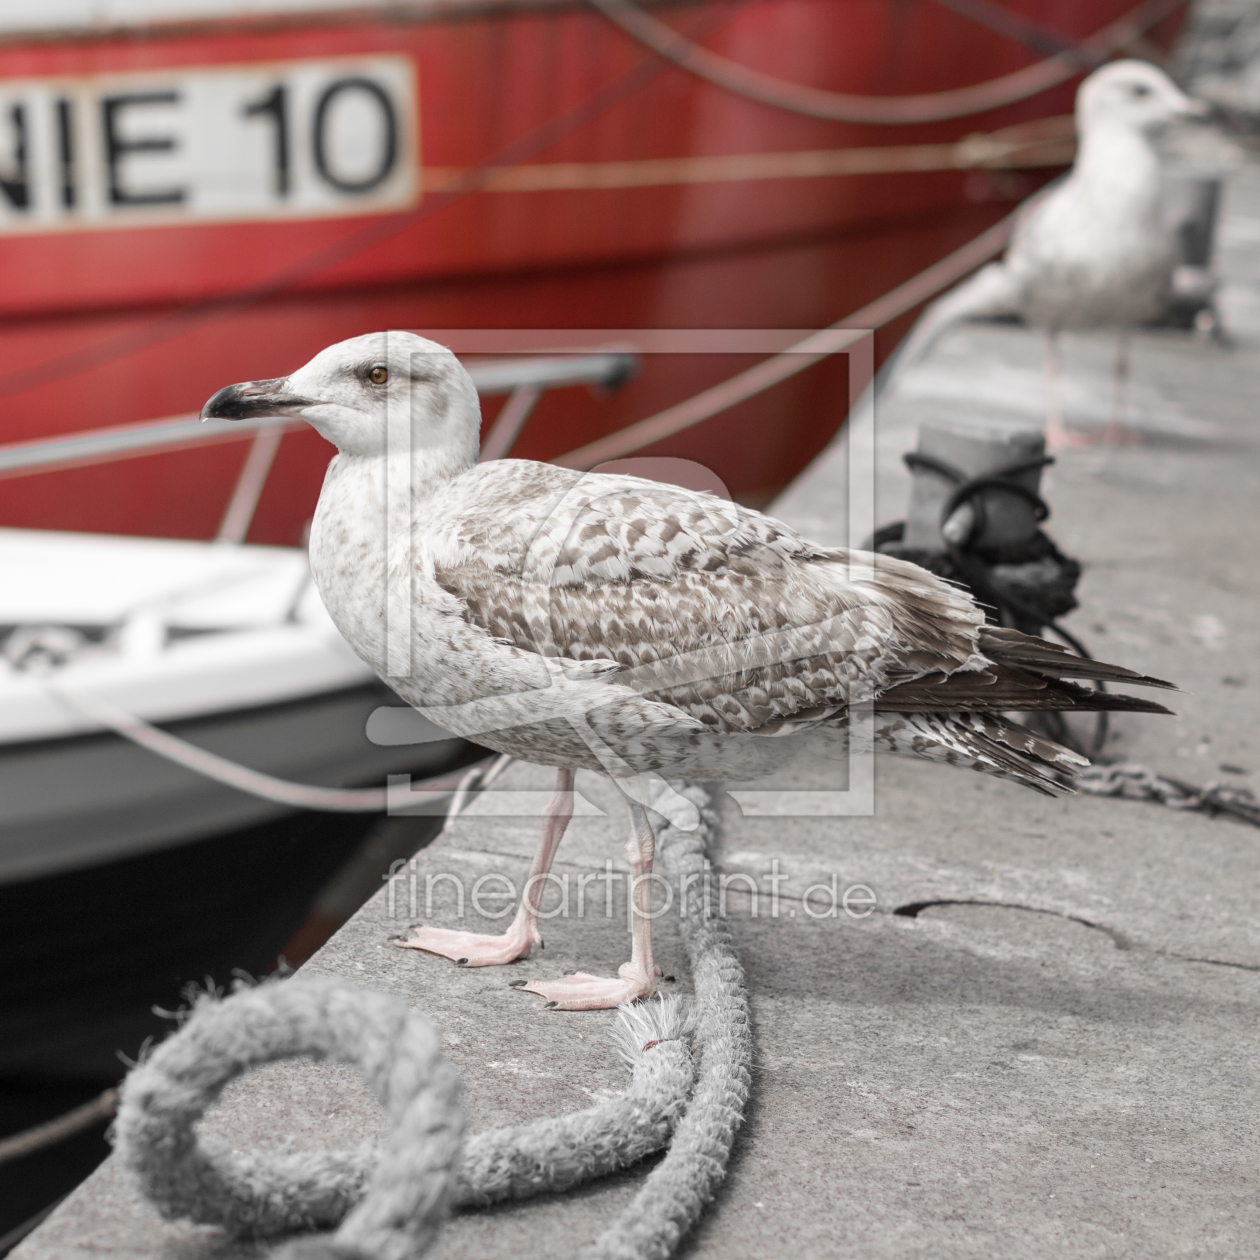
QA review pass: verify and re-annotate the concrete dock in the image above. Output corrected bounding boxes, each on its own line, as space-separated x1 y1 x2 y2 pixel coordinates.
18 165 1260 1259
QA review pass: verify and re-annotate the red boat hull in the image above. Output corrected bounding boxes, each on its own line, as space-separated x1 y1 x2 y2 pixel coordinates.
0 1 1183 538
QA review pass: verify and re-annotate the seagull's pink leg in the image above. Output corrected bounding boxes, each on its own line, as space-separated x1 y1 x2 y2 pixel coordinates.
518 797 659 1011
395 767 574 966
1044 330 1089 450
1103 331 1139 445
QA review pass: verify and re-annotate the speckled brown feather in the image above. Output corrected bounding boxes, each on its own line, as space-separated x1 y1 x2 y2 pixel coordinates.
427 463 1169 742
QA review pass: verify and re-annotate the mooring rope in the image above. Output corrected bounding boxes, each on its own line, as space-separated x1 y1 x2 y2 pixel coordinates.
46 685 507 814
581 782 753 1260
112 979 696 1258
111 783 750 1260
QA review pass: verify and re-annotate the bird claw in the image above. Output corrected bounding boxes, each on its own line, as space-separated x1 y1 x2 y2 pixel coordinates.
514 966 656 1011
393 924 532 967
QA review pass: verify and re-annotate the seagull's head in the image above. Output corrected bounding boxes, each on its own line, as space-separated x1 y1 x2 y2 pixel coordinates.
1076 60 1208 137
199 331 481 464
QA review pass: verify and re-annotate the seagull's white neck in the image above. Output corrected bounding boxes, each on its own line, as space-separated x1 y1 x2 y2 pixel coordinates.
311 438 477 572
398 442 478 497
1070 122 1164 221
307 439 477 676
330 438 476 498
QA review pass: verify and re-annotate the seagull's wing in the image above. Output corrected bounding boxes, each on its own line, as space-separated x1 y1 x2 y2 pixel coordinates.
424 463 1168 738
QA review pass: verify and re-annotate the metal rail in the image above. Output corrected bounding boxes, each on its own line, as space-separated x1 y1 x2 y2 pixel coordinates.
0 350 638 481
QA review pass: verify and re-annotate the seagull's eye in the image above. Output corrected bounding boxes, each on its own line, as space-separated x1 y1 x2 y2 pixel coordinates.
369 365 388 385
1130 83 1152 98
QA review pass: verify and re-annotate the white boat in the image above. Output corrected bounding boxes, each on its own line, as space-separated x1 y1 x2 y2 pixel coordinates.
0 527 466 889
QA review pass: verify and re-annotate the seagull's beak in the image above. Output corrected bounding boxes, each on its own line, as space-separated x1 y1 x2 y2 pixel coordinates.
1173 93 1211 121
199 377 318 423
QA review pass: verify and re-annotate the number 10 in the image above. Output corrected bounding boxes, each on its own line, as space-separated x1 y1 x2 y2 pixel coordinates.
243 77 399 200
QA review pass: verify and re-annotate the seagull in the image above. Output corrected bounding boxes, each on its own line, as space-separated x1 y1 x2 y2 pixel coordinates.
202 332 1174 1010
886 60 1208 447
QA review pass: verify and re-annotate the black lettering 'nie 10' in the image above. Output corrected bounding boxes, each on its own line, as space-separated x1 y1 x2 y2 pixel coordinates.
313 78 398 193
0 103 28 211
102 91 186 207
244 83 291 198
57 99 76 210
1 100 73 212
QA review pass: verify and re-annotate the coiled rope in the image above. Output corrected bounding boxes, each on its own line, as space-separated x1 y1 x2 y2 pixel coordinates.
111 782 752 1259
581 782 753 1260
587 0 1188 125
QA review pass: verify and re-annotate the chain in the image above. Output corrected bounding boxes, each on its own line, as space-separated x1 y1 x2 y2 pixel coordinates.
1076 763 1260 828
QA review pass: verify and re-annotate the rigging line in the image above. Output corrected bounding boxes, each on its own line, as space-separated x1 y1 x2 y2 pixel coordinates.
0 1090 119 1166
47 685 493 813
554 209 1017 470
930 0 1094 65
585 0 1189 125
420 120 1077 191
0 1 744 406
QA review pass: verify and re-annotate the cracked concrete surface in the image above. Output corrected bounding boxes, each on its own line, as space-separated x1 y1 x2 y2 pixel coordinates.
18 167 1260 1260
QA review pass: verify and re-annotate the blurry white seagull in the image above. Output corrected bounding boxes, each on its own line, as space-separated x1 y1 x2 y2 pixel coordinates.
202 332 1174 1010
886 60 1208 447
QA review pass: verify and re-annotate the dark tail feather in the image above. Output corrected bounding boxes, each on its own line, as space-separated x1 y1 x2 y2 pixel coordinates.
1020 682 1174 715
978 625 1177 691
876 672 1175 714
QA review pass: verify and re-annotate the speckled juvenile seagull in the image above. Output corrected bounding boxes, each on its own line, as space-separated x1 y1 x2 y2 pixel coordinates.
202 332 1174 1010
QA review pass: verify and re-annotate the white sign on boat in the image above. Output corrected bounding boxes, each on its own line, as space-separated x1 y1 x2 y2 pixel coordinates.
0 55 418 233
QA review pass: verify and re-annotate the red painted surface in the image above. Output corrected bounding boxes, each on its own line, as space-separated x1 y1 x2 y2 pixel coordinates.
0 1 1181 540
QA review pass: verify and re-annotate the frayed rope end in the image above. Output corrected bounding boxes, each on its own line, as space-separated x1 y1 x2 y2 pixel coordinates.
608 996 696 1071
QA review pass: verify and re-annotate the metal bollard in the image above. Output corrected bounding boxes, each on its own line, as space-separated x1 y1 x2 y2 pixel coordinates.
902 416 1048 555
1159 168 1223 331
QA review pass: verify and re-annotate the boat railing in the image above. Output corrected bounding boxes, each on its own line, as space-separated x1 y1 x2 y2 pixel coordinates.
0 349 639 544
